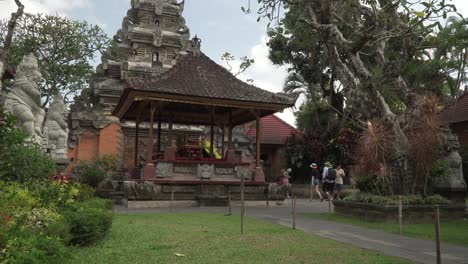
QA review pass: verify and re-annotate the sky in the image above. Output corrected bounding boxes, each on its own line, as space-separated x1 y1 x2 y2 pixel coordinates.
1 0 468 127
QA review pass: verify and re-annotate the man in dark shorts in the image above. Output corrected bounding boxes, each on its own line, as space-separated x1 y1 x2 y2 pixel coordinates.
309 163 323 202
322 162 336 201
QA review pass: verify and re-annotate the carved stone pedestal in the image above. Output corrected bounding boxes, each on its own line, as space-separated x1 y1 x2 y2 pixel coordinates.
55 158 71 174
254 166 265 182
164 147 176 161
143 163 156 180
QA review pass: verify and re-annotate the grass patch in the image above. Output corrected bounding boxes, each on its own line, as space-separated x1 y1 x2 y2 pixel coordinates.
68 213 411 264
305 213 468 247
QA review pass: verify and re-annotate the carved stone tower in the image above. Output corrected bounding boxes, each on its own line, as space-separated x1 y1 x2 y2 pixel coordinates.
95 0 190 114
68 0 194 167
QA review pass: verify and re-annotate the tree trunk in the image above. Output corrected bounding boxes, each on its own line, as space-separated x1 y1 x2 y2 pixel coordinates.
1 0 24 99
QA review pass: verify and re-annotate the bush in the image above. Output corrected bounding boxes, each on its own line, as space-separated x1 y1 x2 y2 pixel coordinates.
0 108 56 183
343 192 450 205
77 155 119 188
62 198 113 246
0 228 69 264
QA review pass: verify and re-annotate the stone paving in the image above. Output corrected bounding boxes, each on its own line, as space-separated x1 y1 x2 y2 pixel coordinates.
115 199 468 264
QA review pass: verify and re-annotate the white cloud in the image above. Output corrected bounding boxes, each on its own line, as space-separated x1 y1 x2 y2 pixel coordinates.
0 0 89 19
221 35 303 127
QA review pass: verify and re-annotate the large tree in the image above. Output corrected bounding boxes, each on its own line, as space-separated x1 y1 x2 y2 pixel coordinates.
0 13 109 106
249 0 463 194
0 0 24 98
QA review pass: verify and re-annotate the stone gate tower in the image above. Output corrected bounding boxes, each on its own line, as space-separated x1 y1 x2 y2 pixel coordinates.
68 0 193 166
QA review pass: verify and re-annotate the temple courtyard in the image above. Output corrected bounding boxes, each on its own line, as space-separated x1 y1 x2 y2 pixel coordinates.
67 201 468 264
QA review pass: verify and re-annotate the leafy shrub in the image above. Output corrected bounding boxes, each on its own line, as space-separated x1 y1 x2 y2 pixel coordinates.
74 184 96 201
0 182 38 216
0 108 56 183
34 182 80 209
15 208 71 245
343 192 450 205
62 198 113 246
77 155 119 188
0 228 69 264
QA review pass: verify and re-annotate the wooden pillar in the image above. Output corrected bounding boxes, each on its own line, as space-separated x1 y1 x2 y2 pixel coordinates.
147 102 156 163
168 115 173 148
134 119 140 168
228 111 233 150
221 124 225 157
254 111 265 182
210 109 214 157
143 102 157 180
157 111 162 153
256 112 261 168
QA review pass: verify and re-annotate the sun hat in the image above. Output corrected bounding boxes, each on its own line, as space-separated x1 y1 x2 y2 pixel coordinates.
310 163 317 168
325 161 332 167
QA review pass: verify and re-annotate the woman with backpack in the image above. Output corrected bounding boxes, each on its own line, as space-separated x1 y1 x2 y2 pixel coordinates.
322 162 336 201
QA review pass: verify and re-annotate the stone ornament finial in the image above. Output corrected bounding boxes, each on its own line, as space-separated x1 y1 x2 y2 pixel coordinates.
191 35 202 56
4 53 46 145
46 93 69 159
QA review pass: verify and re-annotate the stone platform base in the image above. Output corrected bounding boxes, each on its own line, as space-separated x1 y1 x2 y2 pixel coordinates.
121 181 286 208
124 199 199 209
123 199 287 208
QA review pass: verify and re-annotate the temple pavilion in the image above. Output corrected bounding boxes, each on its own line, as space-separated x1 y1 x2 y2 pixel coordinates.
68 0 297 204
113 47 297 183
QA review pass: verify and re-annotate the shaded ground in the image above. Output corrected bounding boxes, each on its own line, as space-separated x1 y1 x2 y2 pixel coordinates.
115 199 468 264
305 212 468 247
68 213 410 264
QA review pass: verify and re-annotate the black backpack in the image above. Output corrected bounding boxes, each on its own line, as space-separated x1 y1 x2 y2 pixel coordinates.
326 168 336 182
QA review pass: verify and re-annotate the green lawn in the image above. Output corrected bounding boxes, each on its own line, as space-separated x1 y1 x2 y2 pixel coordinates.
68 213 411 264
305 213 468 247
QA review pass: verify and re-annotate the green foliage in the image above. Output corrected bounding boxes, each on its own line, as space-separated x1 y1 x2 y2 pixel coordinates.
62 199 113 246
343 192 450 205
0 108 55 183
0 180 111 262
0 228 69 264
77 155 119 188
0 13 109 105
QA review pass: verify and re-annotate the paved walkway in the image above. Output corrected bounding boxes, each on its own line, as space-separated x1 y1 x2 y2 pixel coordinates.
115 199 468 264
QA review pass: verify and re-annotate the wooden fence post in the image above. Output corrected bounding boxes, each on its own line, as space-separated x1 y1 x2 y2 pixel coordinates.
398 196 403 235
293 194 297 230
435 205 441 264
240 171 245 235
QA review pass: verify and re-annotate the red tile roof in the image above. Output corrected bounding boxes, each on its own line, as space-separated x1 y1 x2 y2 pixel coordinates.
441 91 468 124
245 115 301 145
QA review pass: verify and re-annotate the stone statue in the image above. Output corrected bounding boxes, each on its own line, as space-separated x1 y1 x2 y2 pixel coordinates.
4 54 46 145
46 94 69 159
434 133 466 203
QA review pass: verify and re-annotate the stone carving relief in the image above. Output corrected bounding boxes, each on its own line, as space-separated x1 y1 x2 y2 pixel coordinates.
4 54 45 145
214 167 234 175
46 94 69 159
154 0 164 15
198 164 214 179
236 166 251 180
156 162 174 178
153 27 163 47
174 164 197 174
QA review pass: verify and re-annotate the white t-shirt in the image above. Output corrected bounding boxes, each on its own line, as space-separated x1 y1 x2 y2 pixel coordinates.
335 169 345 184
322 166 329 180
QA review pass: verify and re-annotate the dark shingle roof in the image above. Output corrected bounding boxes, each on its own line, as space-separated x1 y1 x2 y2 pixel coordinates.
441 91 468 124
125 52 297 107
